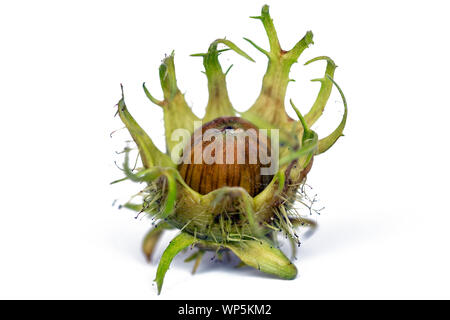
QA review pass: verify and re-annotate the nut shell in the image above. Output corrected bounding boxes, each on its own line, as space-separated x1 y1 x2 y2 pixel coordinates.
178 117 273 196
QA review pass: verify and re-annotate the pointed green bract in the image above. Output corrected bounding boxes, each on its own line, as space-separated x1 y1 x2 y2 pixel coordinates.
155 232 197 294
317 75 348 154
289 99 315 144
192 39 254 122
117 86 174 168
287 99 317 168
143 52 200 153
143 82 163 106
224 239 297 279
304 56 337 127
242 5 314 129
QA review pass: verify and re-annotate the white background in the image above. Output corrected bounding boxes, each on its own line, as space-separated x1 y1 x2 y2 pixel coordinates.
1 0 449 299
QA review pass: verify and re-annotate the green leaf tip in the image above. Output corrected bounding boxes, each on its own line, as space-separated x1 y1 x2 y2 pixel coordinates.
158 53 178 100
143 82 164 107
116 86 174 169
190 53 206 57
200 38 254 122
261 4 270 16
200 38 255 67
216 39 255 62
143 52 200 153
304 56 338 127
304 31 314 46
285 31 314 62
317 75 348 154
248 5 269 20
304 55 336 67
289 99 314 143
243 37 270 57
224 238 297 280
155 233 197 294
